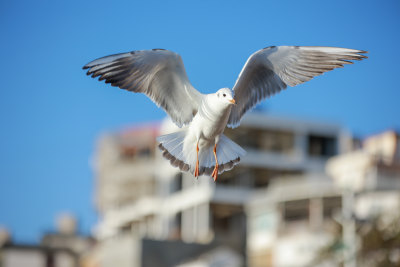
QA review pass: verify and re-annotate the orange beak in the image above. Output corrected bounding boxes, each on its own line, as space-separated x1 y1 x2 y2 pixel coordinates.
229 99 236 104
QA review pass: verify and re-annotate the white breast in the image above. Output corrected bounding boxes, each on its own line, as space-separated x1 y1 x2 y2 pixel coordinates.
192 95 232 142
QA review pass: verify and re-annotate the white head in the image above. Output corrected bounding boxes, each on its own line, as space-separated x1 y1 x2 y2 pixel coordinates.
215 88 235 106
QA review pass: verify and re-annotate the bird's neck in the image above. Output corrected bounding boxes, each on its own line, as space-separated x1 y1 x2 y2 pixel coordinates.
198 95 232 123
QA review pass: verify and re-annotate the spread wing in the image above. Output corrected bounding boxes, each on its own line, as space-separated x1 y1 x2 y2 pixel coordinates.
83 49 203 127
228 46 367 128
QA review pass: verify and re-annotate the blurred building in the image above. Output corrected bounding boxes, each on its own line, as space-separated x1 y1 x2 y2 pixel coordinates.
326 130 400 267
247 130 400 267
327 130 400 220
0 214 94 267
91 113 351 267
246 174 342 267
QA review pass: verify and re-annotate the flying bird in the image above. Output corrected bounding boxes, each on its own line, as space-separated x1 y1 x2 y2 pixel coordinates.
83 46 367 181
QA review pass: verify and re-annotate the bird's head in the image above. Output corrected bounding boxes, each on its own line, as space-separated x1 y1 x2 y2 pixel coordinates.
215 88 235 106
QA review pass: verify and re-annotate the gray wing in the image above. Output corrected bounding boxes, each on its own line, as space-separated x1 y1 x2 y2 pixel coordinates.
228 46 367 128
83 49 203 127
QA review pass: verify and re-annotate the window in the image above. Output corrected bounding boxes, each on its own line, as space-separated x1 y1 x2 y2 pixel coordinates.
283 199 309 222
120 146 152 160
225 127 295 154
257 130 294 154
168 212 182 240
308 135 337 157
211 204 243 234
217 167 248 186
171 173 183 192
323 196 342 218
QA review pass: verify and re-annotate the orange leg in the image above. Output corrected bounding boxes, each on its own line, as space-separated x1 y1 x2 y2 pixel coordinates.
194 142 199 178
211 144 219 182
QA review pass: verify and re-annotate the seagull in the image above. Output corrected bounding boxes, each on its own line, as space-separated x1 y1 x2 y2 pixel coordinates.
83 46 367 181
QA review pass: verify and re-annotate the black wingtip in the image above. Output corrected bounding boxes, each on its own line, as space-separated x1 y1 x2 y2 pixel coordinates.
356 50 368 58
360 51 368 59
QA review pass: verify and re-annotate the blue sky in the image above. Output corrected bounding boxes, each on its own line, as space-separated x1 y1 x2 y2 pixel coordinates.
0 0 399 243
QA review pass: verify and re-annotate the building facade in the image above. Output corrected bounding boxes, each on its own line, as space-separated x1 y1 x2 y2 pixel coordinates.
247 130 400 267
92 112 352 267
0 214 94 267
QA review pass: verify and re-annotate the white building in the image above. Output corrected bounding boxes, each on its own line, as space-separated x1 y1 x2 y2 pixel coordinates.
0 214 94 267
246 130 400 267
91 112 350 267
246 174 342 267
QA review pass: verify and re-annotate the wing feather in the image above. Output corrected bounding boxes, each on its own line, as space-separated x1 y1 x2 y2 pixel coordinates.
228 46 367 127
83 49 203 127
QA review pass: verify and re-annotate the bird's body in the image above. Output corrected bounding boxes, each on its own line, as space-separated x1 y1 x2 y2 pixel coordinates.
192 89 233 143
83 46 367 181
159 88 245 178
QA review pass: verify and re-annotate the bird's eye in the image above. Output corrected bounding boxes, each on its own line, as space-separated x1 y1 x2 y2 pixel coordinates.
223 94 226 97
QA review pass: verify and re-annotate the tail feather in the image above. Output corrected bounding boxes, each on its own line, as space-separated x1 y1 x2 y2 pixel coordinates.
216 134 246 173
157 131 190 172
157 131 246 177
